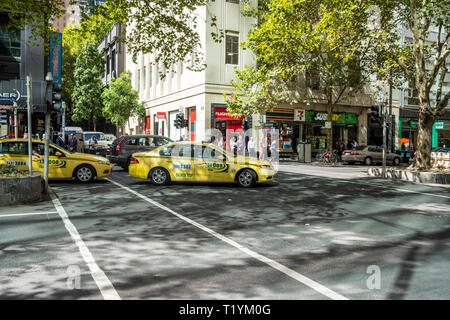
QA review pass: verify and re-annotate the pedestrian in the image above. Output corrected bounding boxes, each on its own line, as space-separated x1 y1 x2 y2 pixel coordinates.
218 138 225 150
248 136 257 158
230 136 238 157
67 133 77 152
352 139 358 148
237 135 245 156
270 138 278 160
88 135 98 153
259 137 267 161
56 132 65 148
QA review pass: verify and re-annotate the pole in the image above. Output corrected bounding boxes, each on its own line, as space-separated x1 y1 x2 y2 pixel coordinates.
62 101 66 144
382 103 387 178
13 102 18 138
27 75 32 176
43 112 50 193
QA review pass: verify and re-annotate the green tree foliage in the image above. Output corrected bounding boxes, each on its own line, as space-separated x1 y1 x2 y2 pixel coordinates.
101 72 145 127
71 41 104 131
226 0 380 151
373 0 450 170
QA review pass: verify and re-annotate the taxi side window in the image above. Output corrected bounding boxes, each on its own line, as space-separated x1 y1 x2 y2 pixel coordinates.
2 142 27 155
171 144 192 158
202 147 224 160
159 146 174 156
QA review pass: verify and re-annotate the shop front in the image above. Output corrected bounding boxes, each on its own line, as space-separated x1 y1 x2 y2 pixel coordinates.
262 108 359 156
212 104 245 152
304 111 358 153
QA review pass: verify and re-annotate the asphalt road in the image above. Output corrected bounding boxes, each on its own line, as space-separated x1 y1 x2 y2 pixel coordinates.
1 164 449 300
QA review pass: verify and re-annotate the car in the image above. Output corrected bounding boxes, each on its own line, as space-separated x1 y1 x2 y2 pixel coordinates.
128 141 276 187
0 139 112 183
83 131 108 156
108 134 173 170
103 134 117 147
342 145 401 166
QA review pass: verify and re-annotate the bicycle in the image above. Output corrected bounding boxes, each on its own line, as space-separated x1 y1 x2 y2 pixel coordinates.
315 149 339 165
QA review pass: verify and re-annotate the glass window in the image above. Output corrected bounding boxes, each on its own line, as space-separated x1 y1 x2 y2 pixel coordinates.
225 35 239 65
1 142 27 154
226 0 240 3
159 146 174 156
202 146 225 160
84 133 102 141
171 144 192 158
155 137 172 146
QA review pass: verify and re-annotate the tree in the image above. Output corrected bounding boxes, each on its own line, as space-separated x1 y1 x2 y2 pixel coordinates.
101 71 145 127
226 0 380 152
71 41 104 131
374 0 450 170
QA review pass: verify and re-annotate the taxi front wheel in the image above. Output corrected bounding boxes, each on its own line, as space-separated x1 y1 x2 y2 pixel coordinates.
149 167 170 185
74 165 95 183
236 169 257 188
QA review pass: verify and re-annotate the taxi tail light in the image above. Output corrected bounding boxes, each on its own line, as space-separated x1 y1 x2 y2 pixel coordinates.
116 137 125 153
350 152 360 155
130 157 139 164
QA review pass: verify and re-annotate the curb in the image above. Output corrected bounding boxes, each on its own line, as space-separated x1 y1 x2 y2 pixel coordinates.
368 167 450 185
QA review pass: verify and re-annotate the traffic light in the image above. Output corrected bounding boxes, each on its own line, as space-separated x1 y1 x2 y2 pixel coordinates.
52 83 62 112
0 109 7 125
175 112 185 129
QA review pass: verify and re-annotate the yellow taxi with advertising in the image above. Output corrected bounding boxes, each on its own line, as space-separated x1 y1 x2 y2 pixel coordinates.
0 139 112 183
128 141 275 187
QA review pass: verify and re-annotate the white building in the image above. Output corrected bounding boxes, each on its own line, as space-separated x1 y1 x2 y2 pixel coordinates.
123 0 257 147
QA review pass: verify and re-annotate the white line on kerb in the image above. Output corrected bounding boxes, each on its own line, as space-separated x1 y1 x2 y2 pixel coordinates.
106 178 348 300
49 190 121 300
0 211 58 218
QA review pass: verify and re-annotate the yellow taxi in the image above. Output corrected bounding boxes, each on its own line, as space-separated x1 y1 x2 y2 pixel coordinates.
128 141 275 187
0 139 112 183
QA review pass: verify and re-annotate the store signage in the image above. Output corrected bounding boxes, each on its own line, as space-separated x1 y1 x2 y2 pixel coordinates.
409 119 419 128
294 109 305 121
266 108 294 121
435 121 445 129
306 111 358 124
325 121 332 128
259 115 266 123
215 107 244 120
0 90 21 103
156 112 166 120
49 32 62 85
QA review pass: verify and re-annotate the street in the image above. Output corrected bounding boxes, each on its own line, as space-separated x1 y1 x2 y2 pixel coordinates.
0 164 449 300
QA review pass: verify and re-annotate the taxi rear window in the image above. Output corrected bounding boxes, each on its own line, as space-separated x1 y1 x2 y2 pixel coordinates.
0 142 27 155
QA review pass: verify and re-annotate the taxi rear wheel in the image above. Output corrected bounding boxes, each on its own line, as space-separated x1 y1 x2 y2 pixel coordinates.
236 169 257 188
149 167 170 185
74 165 95 183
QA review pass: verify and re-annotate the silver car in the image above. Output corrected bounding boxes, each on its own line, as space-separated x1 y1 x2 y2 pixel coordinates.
342 145 401 166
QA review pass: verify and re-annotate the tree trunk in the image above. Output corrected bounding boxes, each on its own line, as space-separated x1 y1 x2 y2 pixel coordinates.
410 108 434 170
326 104 334 152
93 115 97 132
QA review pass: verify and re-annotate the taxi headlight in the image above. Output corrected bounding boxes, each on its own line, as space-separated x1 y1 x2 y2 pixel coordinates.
97 160 110 165
260 165 272 170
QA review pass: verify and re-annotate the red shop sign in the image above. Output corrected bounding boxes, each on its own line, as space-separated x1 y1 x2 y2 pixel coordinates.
156 112 166 120
215 107 244 120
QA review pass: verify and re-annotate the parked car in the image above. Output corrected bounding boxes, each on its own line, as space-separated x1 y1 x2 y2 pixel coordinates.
108 135 173 170
342 145 401 166
103 134 117 147
432 147 450 153
83 132 108 156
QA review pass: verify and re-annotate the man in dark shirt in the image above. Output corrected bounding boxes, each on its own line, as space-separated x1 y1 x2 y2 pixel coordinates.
67 133 78 152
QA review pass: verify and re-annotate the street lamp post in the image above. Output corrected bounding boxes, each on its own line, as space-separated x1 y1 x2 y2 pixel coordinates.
43 72 53 193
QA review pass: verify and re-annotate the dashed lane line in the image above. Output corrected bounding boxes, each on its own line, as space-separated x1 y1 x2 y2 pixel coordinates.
49 190 121 300
106 177 349 301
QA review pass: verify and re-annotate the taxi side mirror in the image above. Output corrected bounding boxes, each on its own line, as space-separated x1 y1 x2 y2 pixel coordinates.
55 151 63 157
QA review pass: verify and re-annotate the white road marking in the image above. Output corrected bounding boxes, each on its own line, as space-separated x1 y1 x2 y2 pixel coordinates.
278 166 450 199
49 190 121 300
0 211 58 218
106 178 348 300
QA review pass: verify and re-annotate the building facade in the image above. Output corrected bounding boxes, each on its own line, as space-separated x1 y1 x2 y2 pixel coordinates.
124 0 257 143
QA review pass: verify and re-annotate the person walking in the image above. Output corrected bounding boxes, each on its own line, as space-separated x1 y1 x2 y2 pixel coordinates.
259 137 267 161
88 135 98 154
237 135 245 156
55 132 65 148
248 136 257 158
230 136 238 157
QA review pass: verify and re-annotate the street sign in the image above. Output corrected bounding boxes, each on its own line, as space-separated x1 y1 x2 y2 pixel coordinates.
435 121 445 130
409 119 418 128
